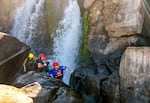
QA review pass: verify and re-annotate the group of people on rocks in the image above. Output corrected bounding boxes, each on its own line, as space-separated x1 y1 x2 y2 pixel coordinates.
23 53 72 80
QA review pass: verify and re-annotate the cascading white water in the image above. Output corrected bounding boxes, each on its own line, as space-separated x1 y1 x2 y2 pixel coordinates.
10 0 45 51
51 0 82 84
9 0 81 85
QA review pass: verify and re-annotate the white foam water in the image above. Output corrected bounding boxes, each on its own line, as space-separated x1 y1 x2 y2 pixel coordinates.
51 0 82 84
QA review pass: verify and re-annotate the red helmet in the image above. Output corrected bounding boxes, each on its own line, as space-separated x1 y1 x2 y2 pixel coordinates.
52 61 59 66
39 53 46 59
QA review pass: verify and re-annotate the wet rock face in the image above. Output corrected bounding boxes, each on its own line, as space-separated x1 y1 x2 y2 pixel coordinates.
0 32 30 84
14 71 84 103
0 0 23 32
70 67 108 103
101 71 120 103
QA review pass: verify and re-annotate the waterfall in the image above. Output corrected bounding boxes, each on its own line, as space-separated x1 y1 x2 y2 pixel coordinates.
51 0 82 84
9 0 81 85
10 0 45 53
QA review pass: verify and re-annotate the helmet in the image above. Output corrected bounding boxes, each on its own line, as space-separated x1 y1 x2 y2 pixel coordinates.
52 61 59 66
39 53 46 59
28 53 34 59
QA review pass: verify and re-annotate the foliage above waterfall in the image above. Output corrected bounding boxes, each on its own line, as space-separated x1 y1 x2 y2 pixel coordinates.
81 11 88 57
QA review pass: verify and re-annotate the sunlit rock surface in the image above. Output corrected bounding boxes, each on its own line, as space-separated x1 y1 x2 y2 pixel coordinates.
0 32 30 84
119 47 150 96
119 47 150 102
83 0 95 9
105 0 144 37
0 84 33 103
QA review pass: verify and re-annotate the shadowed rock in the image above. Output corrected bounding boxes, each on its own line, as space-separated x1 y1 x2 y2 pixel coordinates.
14 71 84 103
0 32 30 84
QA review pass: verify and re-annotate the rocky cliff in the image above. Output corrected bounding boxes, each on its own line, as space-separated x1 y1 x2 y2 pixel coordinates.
119 47 150 103
0 32 30 84
79 0 146 64
70 0 150 103
0 0 23 32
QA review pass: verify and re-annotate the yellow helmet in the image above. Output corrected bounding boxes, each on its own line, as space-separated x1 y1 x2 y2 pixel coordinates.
28 53 34 59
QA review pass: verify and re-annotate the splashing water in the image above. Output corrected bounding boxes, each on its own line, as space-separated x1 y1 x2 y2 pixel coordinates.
10 0 45 52
51 0 82 84
9 0 81 84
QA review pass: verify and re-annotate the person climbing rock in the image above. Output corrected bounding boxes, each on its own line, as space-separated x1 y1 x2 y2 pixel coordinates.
47 61 72 80
23 53 36 73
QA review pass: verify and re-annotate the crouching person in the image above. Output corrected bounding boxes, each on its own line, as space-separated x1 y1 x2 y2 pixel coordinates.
47 61 72 80
36 53 49 73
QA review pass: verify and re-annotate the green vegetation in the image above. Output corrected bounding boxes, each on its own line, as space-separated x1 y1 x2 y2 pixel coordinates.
44 0 57 36
81 11 88 57
44 0 52 35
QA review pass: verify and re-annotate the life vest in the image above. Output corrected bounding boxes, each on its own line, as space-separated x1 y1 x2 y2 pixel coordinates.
36 59 44 69
55 69 63 78
47 66 66 80
26 58 35 71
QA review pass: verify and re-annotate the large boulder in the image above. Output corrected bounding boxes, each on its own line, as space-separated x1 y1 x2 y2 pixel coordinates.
14 71 84 103
100 71 120 103
0 32 30 84
0 84 33 103
105 0 144 37
119 47 150 102
70 67 108 103
0 82 44 103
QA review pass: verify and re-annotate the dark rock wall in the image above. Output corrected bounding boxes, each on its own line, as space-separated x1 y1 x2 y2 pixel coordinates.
0 32 30 84
142 0 150 38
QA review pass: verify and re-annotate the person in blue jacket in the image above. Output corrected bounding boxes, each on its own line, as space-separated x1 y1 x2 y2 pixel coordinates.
47 61 72 80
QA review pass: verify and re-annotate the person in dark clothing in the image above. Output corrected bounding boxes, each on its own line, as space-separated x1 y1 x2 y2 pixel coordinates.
36 53 49 73
23 53 36 73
